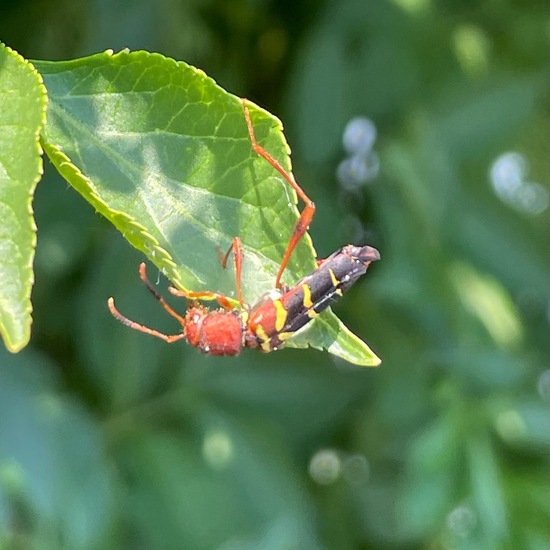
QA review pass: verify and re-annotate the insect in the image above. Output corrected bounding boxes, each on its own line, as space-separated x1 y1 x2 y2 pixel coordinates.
108 99 380 355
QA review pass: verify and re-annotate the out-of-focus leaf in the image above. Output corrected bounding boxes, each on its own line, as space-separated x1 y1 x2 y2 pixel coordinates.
394 416 458 538
408 416 459 472
494 400 550 450
467 434 507 543
0 44 47 352
397 472 453 538
449 262 523 349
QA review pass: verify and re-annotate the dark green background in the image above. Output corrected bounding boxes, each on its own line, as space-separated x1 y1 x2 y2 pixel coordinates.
0 1 548 549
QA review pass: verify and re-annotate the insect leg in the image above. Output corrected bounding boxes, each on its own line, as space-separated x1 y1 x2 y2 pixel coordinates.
138 263 187 325
168 287 236 311
217 236 244 307
242 99 316 289
107 297 185 343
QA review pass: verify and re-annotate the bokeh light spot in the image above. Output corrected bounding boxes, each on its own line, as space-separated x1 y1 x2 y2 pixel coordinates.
342 117 377 156
446 503 477 538
489 151 547 215
308 449 341 485
202 429 234 470
337 153 380 190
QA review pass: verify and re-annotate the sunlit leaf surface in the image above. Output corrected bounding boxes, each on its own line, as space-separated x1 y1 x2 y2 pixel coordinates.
0 44 46 352
36 50 380 365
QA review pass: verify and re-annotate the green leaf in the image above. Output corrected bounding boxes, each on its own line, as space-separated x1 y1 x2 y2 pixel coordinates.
467 433 508 542
0 44 47 353
35 49 379 366
288 312 381 366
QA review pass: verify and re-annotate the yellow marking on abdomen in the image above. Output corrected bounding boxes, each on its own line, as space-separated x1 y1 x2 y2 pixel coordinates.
329 268 340 288
255 324 269 344
302 284 313 308
260 339 273 352
273 300 287 332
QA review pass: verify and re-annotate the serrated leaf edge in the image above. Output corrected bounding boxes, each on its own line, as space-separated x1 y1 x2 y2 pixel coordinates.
41 143 187 290
0 44 48 352
36 49 380 366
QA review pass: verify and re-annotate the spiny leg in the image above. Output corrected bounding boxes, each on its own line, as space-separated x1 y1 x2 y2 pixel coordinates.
169 239 244 310
138 263 187 325
217 236 244 307
107 298 185 343
107 263 187 342
242 98 316 289
168 287 236 311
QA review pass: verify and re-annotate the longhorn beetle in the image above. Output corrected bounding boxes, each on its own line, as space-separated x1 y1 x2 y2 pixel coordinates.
108 99 380 355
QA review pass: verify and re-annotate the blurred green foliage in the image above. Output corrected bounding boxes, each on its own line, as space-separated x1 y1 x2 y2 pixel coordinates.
0 0 548 549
